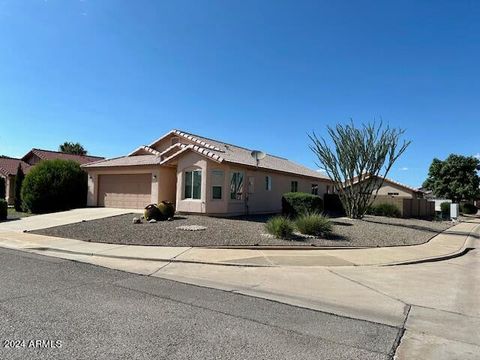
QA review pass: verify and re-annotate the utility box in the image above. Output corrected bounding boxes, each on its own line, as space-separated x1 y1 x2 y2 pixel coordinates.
450 203 459 219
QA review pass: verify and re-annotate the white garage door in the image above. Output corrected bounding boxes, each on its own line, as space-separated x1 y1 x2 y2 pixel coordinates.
98 174 151 209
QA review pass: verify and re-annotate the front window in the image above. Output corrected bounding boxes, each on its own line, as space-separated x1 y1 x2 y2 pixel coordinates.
211 170 224 200
230 172 244 200
311 184 318 195
184 170 202 199
291 181 298 192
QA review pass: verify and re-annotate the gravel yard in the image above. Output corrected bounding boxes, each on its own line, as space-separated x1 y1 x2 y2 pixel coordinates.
32 213 453 248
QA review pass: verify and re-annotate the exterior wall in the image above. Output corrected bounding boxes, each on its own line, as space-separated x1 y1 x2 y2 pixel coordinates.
175 153 331 216
86 166 161 207
375 182 416 198
5 175 15 205
158 166 177 203
351 178 419 199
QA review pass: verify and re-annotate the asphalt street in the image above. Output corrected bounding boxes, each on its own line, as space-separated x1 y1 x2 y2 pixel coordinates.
0 248 401 359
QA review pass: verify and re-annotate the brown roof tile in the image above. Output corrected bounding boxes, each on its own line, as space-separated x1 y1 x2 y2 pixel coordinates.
23 149 104 165
0 157 32 177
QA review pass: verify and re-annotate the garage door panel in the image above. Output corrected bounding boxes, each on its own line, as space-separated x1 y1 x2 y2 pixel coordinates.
98 174 152 209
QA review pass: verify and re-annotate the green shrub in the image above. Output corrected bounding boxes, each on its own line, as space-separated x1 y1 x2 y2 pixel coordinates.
282 192 323 218
323 193 345 215
0 177 5 199
367 203 401 217
440 202 451 219
265 216 294 239
21 159 87 214
14 164 25 211
0 199 7 220
295 212 332 236
460 203 478 215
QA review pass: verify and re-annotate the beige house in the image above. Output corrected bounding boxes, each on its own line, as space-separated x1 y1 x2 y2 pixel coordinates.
83 129 333 215
348 174 423 199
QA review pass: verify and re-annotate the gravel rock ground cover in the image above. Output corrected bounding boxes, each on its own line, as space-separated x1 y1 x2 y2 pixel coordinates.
32 213 453 247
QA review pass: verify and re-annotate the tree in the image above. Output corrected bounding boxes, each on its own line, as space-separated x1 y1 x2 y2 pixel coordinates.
309 121 410 219
59 142 87 156
14 164 25 211
0 176 5 200
423 154 480 203
21 159 87 214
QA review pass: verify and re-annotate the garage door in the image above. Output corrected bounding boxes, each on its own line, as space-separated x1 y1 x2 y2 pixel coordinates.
98 174 152 209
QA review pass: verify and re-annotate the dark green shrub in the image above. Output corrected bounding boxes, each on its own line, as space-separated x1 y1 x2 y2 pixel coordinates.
295 212 332 236
14 164 25 211
21 159 87 214
0 199 7 220
0 177 5 199
460 203 478 215
367 203 401 218
282 192 323 218
440 202 451 219
324 193 345 215
265 216 294 239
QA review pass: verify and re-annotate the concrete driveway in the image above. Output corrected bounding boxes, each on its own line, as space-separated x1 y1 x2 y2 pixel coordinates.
0 208 135 232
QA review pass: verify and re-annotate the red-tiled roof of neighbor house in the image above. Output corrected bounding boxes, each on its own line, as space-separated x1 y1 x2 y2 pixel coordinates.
22 149 104 165
0 156 32 177
85 129 331 181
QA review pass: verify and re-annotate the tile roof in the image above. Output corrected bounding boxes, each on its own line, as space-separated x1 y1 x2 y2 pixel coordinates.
85 129 330 180
82 155 162 168
0 157 32 177
22 149 104 165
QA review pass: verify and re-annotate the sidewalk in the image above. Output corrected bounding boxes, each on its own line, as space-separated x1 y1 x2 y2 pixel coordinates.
0 217 478 267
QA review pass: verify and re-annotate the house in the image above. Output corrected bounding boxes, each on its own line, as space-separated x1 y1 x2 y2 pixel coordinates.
347 174 424 199
0 149 104 205
83 129 333 215
0 157 32 205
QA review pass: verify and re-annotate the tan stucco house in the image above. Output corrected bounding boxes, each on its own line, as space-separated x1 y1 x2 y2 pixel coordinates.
0 149 103 205
348 174 424 199
83 129 333 215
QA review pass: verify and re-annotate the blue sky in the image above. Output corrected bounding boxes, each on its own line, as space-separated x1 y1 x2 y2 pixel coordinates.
0 1 479 187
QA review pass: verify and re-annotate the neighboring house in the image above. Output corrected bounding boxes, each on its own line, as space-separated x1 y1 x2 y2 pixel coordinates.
347 174 424 199
0 157 32 205
83 129 333 215
0 149 104 205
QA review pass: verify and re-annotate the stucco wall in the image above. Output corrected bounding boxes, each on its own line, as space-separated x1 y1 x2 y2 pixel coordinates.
158 166 177 203
375 182 415 198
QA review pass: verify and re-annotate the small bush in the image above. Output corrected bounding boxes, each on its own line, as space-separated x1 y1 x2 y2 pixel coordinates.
282 192 324 218
0 199 7 220
460 203 478 215
265 216 294 239
440 202 451 219
324 193 345 215
144 201 176 221
21 159 87 214
367 203 401 218
295 212 332 236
